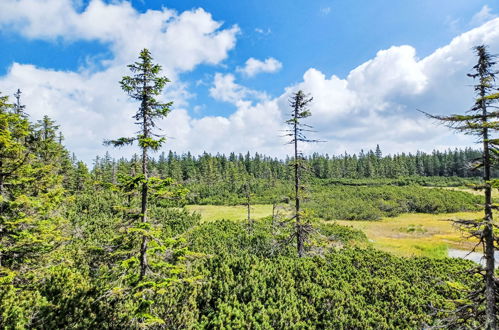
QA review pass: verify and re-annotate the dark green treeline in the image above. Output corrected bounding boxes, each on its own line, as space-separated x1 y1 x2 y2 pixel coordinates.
92 146 491 183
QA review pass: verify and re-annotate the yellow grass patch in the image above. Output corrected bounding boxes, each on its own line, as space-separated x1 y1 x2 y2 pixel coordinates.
336 212 483 257
186 204 487 258
433 186 499 198
185 204 275 222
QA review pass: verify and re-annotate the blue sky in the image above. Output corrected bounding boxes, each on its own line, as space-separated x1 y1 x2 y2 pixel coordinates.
0 0 498 162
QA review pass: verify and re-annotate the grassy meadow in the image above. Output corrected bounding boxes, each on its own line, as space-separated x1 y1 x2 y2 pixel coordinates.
186 204 276 222
336 212 482 258
186 203 482 258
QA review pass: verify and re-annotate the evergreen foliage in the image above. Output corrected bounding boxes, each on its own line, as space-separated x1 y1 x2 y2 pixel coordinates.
105 48 173 281
1 45 497 329
308 184 482 220
91 147 494 186
0 92 69 328
424 45 499 329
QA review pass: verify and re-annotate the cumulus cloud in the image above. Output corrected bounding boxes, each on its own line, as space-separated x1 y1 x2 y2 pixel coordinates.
276 19 499 155
346 45 427 107
209 73 268 105
162 99 286 156
166 15 499 159
1 1 499 162
0 0 239 161
237 57 282 77
0 0 239 74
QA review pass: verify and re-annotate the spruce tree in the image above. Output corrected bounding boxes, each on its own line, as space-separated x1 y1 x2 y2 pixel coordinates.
0 92 68 327
285 90 321 257
0 94 65 270
424 45 498 329
105 49 172 280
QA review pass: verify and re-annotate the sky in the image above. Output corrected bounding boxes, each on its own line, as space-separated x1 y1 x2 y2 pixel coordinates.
0 0 498 163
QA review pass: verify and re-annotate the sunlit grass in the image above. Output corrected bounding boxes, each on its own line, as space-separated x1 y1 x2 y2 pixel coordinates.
186 204 486 258
434 186 499 199
185 204 275 222
336 212 482 257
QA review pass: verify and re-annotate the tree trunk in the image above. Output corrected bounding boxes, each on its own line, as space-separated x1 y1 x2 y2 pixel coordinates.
246 183 252 231
294 106 304 258
139 79 149 281
481 90 497 330
139 145 148 281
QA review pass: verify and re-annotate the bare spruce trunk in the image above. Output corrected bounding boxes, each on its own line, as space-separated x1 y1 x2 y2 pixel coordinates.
294 106 304 258
246 187 251 229
139 146 148 280
481 91 497 330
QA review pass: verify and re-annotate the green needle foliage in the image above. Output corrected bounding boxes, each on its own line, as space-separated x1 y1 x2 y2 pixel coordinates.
101 50 200 327
0 95 66 270
424 45 499 329
1 45 498 329
0 87 488 328
0 92 68 327
105 48 172 281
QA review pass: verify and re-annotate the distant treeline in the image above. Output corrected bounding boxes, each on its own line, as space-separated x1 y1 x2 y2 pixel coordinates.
92 146 492 183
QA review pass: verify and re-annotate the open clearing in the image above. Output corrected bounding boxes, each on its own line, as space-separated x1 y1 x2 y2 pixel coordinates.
435 186 499 198
187 204 483 258
186 204 275 222
337 212 482 257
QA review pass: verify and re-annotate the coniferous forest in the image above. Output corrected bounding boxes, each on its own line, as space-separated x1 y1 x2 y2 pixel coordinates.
0 45 498 329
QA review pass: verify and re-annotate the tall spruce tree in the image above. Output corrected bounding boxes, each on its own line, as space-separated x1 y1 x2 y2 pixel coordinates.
0 94 65 270
285 90 320 257
424 45 498 329
105 49 172 280
0 92 68 327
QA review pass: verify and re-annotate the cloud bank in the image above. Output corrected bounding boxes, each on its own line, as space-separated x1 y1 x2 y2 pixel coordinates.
0 0 498 163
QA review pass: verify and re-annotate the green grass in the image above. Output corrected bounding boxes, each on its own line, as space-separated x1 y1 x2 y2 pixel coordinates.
185 204 275 222
186 204 483 258
336 212 482 257
437 186 499 199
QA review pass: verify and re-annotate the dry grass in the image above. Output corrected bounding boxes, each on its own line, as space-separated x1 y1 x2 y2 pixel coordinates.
185 204 275 222
336 212 482 257
186 204 486 258
431 186 499 198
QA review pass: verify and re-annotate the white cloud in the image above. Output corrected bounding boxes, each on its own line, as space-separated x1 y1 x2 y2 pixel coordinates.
166 14 499 158
237 57 282 77
162 100 287 157
1 2 499 163
0 0 239 74
0 0 239 161
209 73 268 106
470 5 497 27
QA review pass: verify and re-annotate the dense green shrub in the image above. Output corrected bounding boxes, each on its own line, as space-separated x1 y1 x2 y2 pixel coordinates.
307 185 482 220
184 178 482 220
192 250 475 329
1 209 478 329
